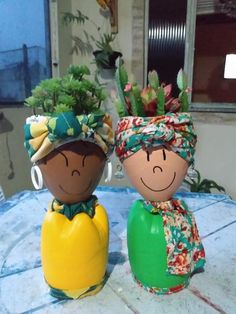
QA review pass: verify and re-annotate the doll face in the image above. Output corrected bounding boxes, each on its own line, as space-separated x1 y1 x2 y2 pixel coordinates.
123 145 188 201
38 141 106 204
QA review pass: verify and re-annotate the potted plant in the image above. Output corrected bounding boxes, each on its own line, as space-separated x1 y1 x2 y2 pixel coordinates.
114 63 206 294
184 168 226 194
24 64 114 299
63 8 122 75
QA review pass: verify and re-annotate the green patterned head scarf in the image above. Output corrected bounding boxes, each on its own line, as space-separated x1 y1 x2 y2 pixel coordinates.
51 195 98 220
115 112 197 164
24 111 114 163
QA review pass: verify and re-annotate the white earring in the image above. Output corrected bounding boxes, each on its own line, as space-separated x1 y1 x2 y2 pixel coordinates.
104 159 112 183
31 165 43 190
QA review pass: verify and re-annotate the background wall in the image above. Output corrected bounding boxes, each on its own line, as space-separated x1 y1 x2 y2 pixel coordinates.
0 107 32 198
193 113 236 198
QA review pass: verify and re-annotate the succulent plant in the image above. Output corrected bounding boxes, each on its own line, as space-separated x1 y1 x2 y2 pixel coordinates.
25 65 107 116
115 62 191 117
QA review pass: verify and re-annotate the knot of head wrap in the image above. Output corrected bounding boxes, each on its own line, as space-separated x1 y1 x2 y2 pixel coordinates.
24 111 114 163
115 112 197 164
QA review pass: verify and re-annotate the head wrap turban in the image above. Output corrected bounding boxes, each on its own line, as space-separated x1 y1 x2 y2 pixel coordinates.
24 111 114 163
115 112 197 164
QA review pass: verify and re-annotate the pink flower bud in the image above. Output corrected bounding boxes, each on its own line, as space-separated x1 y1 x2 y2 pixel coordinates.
185 87 192 93
124 83 132 92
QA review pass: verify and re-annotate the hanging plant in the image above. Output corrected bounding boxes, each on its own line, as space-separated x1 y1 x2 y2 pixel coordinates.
62 8 122 70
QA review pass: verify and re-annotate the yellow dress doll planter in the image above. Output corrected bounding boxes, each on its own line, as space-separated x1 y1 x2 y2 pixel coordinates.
114 64 206 294
24 65 114 299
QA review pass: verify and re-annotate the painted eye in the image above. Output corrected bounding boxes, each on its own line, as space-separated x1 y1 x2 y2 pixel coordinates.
162 149 166 161
82 155 87 167
55 150 69 166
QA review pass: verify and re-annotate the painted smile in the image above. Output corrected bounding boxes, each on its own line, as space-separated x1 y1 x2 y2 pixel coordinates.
140 172 176 192
59 180 92 195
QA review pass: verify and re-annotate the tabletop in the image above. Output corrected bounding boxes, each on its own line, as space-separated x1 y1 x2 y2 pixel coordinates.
0 187 236 314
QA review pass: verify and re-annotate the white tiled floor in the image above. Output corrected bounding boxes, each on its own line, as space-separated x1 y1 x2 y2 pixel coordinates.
0 187 235 314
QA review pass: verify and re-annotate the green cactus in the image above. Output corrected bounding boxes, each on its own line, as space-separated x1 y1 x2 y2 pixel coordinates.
115 60 129 116
177 69 188 91
123 83 144 116
156 86 165 116
132 84 145 116
148 70 160 90
115 99 127 117
177 69 189 112
114 64 190 118
179 90 189 112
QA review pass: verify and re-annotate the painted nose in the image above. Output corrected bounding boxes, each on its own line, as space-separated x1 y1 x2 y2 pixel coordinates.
153 165 163 173
71 169 81 176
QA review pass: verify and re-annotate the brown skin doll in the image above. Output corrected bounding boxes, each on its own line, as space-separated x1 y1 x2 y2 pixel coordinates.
24 111 114 299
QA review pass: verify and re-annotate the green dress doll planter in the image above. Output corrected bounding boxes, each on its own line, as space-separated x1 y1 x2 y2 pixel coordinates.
23 65 114 299
114 64 206 294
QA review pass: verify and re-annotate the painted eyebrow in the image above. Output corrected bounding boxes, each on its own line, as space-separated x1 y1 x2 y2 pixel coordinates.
56 150 69 166
146 151 150 162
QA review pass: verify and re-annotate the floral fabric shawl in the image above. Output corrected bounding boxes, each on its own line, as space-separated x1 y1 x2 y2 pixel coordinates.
115 112 197 164
24 111 114 163
143 198 206 275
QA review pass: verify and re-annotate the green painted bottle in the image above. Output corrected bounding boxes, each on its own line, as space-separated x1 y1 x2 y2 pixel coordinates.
127 200 189 294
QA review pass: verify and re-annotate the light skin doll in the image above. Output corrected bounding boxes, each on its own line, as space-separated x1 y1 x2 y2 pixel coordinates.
114 64 205 294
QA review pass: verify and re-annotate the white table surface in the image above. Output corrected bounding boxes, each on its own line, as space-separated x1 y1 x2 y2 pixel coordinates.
0 187 235 314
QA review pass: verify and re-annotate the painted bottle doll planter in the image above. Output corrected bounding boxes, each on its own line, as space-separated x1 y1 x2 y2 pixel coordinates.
114 64 206 294
23 66 114 299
